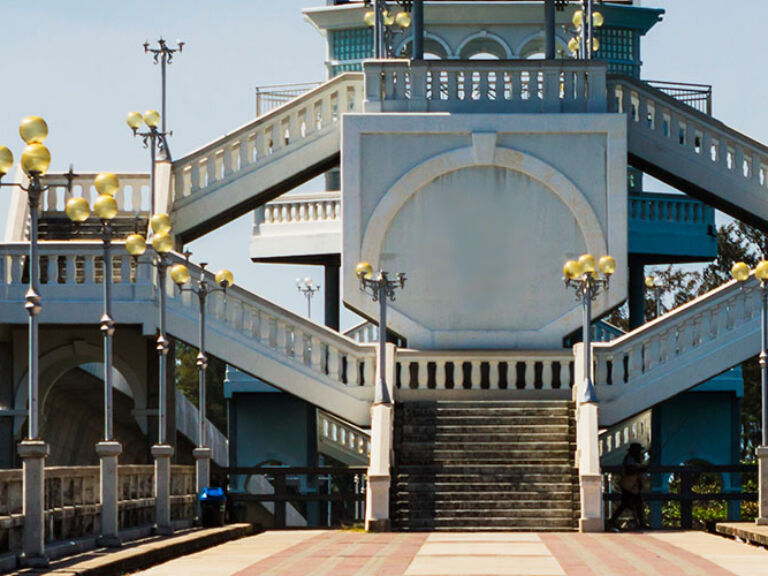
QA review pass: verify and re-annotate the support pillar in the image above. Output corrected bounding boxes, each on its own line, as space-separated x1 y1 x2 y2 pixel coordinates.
412 0 424 60
324 262 340 331
194 447 212 496
18 440 49 567
758 446 768 525
365 402 393 532
96 441 123 547
628 256 645 329
545 0 556 60
152 444 174 534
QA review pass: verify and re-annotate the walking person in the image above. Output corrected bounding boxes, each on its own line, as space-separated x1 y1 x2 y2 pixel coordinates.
609 443 648 530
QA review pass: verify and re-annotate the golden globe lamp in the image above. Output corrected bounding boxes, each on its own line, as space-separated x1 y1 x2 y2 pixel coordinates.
143 109 161 129
126 111 143 131
382 10 395 26
395 11 411 28
94 172 120 196
126 233 147 257
578 253 596 275
170 263 191 286
568 37 580 55
592 37 600 52
152 231 173 254
21 143 51 176
93 194 118 220
215 269 234 288
19 116 48 145
731 262 751 283
65 197 91 223
356 261 374 280
756 261 768 282
645 275 657 289
598 255 616 276
0 146 13 178
363 10 375 27
563 259 582 280
151 213 172 235
572 10 583 28
593 12 604 28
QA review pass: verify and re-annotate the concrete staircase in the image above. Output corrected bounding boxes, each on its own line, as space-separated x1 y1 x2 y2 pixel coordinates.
391 400 579 532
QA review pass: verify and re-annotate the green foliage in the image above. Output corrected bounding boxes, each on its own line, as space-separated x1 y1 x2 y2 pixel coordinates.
174 339 228 435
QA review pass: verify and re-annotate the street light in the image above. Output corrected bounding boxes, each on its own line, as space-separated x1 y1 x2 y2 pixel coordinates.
65 172 122 546
732 260 768 526
363 0 413 58
296 277 320 319
355 262 405 404
567 1 603 58
563 253 616 403
171 258 233 500
127 109 169 214
143 38 184 136
0 116 52 566
645 275 663 320
123 212 177 534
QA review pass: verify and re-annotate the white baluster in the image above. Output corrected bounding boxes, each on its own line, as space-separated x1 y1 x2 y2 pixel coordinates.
470 360 481 389
294 330 305 363
328 346 340 381
417 360 428 389
363 355 374 387
541 360 553 389
311 337 323 372
435 360 447 389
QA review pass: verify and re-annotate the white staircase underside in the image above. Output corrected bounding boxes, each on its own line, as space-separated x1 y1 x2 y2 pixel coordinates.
170 74 362 242
594 275 762 426
613 75 768 230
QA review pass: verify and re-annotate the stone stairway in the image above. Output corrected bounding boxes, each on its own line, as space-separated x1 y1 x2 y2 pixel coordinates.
391 400 579 532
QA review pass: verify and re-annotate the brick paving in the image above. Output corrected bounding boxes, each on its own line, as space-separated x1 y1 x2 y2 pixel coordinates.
134 530 768 576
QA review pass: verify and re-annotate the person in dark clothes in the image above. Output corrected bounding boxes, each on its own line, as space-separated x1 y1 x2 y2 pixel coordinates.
609 443 648 530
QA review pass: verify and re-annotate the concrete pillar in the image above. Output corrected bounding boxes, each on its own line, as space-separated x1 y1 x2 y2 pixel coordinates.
757 446 768 525
0 339 14 468
194 447 212 495
628 256 646 330
324 262 340 331
18 439 49 567
96 441 123 547
152 444 174 534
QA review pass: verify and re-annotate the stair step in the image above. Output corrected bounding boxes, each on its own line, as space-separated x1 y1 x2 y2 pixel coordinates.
392 499 573 510
393 517 577 529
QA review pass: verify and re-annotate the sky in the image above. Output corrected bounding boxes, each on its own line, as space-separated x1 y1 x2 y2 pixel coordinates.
0 0 766 326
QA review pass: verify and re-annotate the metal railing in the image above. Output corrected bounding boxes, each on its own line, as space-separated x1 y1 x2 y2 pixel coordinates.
255 82 323 116
225 466 366 528
603 464 756 529
645 80 713 115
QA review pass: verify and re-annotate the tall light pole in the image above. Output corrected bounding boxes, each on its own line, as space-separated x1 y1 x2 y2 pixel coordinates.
732 261 768 525
355 262 405 404
124 213 177 534
0 116 52 566
172 259 233 501
563 253 616 404
143 38 184 137
645 275 663 320
126 110 169 215
296 277 320 319
65 172 123 546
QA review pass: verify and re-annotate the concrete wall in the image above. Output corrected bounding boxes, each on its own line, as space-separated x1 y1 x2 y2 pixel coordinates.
343 114 627 349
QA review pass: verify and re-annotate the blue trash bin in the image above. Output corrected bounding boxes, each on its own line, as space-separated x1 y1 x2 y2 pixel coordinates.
199 486 227 527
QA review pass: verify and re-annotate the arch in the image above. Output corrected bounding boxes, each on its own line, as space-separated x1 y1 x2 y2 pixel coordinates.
516 30 570 60
394 31 454 60
360 138 606 272
13 340 148 435
456 30 513 60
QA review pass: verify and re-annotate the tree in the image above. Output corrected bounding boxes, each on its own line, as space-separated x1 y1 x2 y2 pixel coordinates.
174 339 228 435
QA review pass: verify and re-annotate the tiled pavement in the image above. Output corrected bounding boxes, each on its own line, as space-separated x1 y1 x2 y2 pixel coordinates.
135 530 768 576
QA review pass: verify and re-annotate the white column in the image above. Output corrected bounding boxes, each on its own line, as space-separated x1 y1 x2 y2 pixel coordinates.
758 446 768 525
18 440 49 567
96 441 123 547
152 444 175 534
574 343 604 532
194 448 212 495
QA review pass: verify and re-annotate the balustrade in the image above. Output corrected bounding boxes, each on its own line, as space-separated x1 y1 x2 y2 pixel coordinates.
172 75 362 205
0 465 195 554
255 192 341 232
317 410 370 464
395 350 574 391
365 59 607 113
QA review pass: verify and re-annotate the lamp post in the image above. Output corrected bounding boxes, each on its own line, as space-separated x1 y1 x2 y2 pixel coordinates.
65 172 123 546
567 2 604 58
126 109 169 214
143 38 184 136
732 260 768 525
124 213 177 534
0 116 52 566
645 275 663 320
296 277 320 319
355 262 405 405
563 253 616 404
363 0 413 58
171 259 233 501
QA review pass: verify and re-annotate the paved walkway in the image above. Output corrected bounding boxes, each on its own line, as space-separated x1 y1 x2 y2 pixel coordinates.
133 530 768 576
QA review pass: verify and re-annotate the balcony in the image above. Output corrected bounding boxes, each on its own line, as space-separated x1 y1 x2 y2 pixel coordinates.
628 191 717 262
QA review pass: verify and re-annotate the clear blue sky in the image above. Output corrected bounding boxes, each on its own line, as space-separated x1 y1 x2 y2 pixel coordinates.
0 0 765 325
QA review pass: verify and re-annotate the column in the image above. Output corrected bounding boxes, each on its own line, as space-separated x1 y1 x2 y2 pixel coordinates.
18 440 49 567
324 261 340 331
95 441 123 546
628 255 646 329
